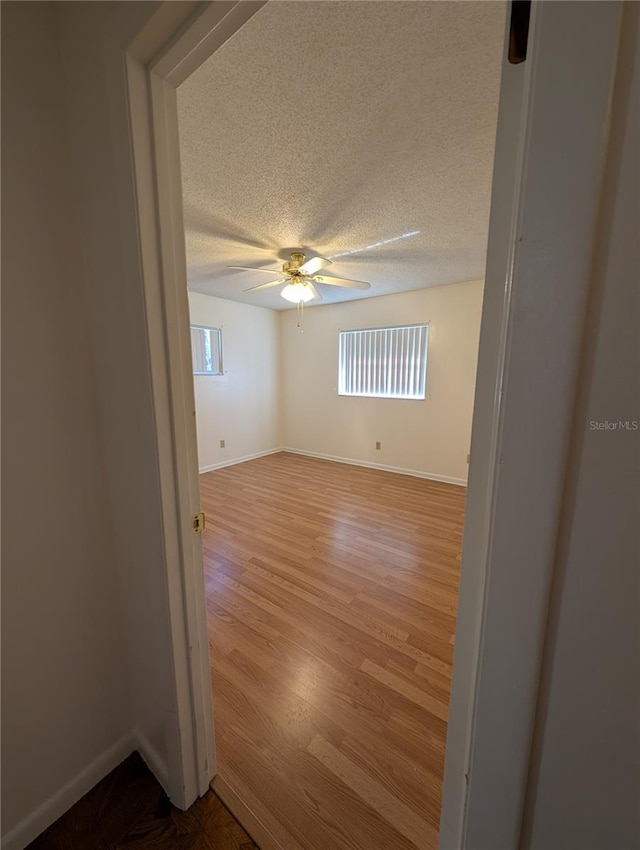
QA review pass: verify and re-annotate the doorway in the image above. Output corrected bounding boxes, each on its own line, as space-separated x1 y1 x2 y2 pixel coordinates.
126 1 622 847
180 2 501 844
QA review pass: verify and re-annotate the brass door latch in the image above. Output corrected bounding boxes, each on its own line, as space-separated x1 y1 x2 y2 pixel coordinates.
192 512 205 533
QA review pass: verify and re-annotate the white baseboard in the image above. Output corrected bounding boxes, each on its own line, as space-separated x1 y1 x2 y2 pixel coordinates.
1 731 172 850
199 447 283 474
0 733 135 850
282 447 467 487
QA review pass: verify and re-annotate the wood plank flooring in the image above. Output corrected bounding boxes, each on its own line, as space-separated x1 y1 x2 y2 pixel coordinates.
26 752 257 849
201 452 465 850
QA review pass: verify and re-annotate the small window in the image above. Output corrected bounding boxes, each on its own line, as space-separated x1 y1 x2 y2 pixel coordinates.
338 324 428 399
190 325 223 375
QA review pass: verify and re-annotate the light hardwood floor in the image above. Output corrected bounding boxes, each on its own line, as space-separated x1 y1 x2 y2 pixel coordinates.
200 452 465 850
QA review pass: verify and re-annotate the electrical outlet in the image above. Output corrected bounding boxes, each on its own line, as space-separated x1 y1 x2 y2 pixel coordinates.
220 439 226 449
375 441 382 450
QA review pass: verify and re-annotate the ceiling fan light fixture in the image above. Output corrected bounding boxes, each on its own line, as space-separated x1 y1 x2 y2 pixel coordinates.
281 281 315 304
233 251 370 303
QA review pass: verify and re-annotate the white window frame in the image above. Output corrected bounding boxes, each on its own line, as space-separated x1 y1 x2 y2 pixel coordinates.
338 324 429 400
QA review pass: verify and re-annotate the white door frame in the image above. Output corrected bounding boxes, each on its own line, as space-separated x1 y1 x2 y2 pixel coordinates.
441 3 623 847
125 1 267 808
124 0 622 844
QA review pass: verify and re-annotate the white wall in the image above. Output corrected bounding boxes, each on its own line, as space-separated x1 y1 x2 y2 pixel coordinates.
524 6 640 847
188 293 281 471
2 2 201 846
280 281 483 484
1 2 133 841
57 0 195 801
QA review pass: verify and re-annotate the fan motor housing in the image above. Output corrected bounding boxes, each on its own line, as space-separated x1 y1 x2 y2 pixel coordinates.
283 252 306 275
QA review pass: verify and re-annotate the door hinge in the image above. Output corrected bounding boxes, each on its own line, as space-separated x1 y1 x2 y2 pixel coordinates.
192 512 205 533
509 0 531 64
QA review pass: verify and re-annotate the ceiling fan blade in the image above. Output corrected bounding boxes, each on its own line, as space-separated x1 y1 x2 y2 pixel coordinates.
299 255 332 275
229 266 283 275
243 279 286 292
312 274 371 290
307 282 322 301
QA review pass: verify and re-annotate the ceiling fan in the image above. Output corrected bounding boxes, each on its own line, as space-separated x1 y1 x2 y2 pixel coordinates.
229 252 371 303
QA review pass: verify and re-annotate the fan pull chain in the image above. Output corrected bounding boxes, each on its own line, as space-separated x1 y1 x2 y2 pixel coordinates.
296 299 305 332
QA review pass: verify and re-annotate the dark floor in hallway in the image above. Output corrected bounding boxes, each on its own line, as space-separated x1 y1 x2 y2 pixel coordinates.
26 752 257 850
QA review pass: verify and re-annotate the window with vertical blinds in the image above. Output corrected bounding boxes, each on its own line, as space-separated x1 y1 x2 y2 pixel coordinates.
190 325 223 375
338 324 429 399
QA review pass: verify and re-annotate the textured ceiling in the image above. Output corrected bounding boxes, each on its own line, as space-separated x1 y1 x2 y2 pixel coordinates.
177 1 506 311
